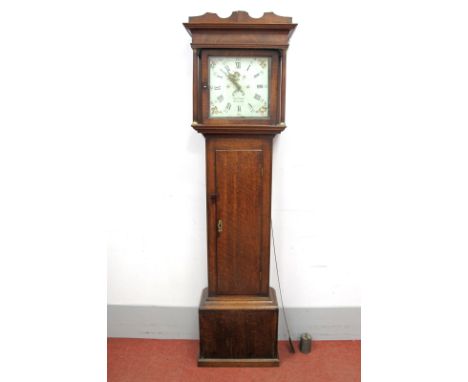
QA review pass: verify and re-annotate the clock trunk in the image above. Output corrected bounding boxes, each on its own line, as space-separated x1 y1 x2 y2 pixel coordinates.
206 136 272 296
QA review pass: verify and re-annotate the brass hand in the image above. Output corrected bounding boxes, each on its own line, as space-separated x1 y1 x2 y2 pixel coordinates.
229 74 244 95
222 69 244 96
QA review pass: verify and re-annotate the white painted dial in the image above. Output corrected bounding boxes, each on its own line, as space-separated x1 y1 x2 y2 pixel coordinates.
208 56 270 118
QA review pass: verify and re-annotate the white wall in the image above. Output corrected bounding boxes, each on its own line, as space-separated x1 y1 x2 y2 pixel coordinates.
106 1 368 308
98 0 468 315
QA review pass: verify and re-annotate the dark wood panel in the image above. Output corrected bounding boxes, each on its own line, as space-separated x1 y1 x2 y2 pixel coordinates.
199 288 279 363
206 136 273 296
215 149 263 294
200 310 278 359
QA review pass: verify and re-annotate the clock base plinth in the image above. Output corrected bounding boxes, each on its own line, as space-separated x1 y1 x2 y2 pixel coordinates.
198 357 279 368
198 287 279 367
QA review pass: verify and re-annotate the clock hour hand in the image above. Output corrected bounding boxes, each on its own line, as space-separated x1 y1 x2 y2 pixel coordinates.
221 69 244 96
232 84 244 96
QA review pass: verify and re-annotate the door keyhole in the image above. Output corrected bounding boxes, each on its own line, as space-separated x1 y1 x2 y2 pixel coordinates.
217 219 223 233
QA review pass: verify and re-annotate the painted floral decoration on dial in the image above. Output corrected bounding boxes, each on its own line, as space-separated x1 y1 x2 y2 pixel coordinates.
209 57 270 118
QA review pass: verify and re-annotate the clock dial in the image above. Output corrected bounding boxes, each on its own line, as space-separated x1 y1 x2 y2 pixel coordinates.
208 56 270 118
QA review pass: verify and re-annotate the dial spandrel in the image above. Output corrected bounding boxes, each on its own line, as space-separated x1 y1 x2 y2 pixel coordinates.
208 57 270 118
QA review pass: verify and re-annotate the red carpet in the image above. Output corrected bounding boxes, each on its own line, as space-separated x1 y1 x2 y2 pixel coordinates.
108 339 361 382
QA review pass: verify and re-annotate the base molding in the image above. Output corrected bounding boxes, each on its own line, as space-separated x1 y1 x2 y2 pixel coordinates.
198 357 279 367
198 287 279 367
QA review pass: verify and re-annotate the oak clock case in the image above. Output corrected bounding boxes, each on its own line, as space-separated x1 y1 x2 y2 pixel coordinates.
184 11 296 367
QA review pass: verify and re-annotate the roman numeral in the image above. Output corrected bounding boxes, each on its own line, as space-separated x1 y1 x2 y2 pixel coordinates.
248 103 254 111
254 94 261 101
237 105 242 112
214 86 221 90
224 65 230 72
225 102 231 111
217 95 224 102
254 73 260 78
257 84 264 89
246 64 251 71
235 60 241 69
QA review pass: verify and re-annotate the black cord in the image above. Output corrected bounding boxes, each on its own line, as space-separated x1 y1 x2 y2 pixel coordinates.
271 219 295 353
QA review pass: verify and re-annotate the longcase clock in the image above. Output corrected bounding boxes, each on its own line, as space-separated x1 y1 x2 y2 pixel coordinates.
184 11 297 367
